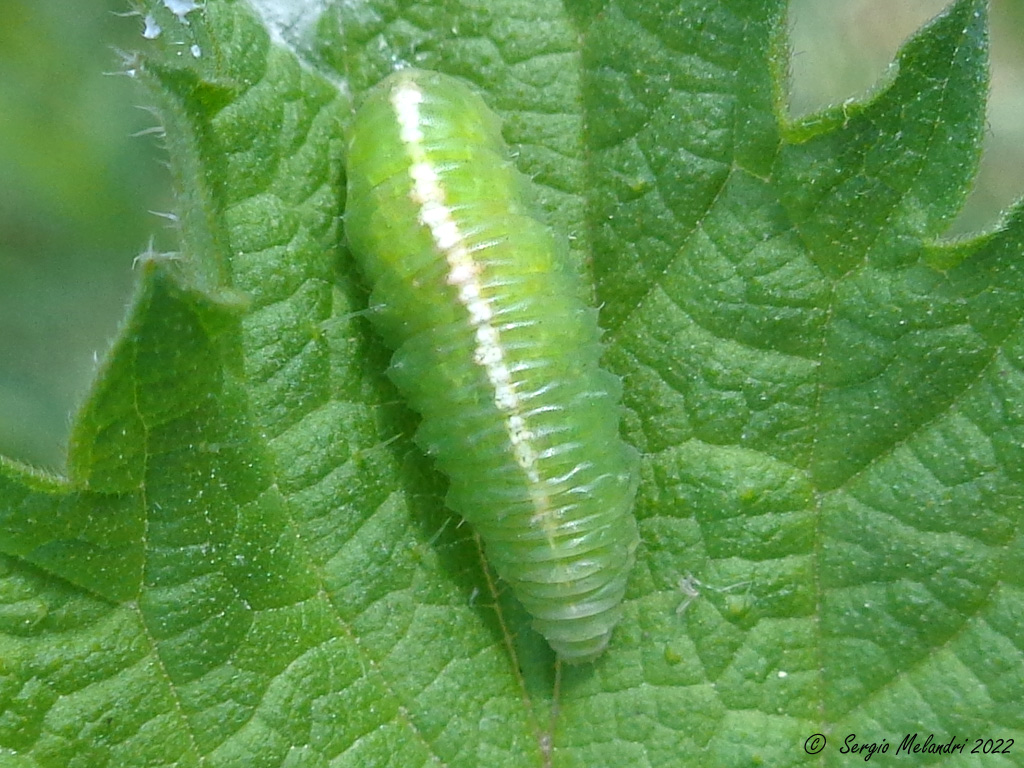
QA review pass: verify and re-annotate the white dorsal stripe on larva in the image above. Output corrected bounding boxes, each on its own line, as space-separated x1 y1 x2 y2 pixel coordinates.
390 79 549 495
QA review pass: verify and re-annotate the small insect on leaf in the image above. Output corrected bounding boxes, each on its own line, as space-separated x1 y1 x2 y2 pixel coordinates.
344 68 639 663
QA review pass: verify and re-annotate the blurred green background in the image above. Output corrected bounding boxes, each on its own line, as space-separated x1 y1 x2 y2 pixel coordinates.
0 0 171 470
789 0 1024 232
1 0 1022 471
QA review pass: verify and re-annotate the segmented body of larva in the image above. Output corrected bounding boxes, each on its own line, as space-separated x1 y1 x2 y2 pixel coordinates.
344 68 639 662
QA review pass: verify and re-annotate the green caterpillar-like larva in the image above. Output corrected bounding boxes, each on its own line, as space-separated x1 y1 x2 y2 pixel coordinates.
344 68 639 662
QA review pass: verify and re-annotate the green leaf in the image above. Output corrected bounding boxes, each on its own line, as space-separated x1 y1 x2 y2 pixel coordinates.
2 0 1022 766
